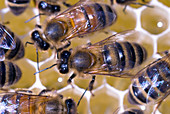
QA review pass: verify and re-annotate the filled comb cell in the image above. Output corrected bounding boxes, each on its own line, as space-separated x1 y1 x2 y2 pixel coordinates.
0 61 22 88
141 6 169 35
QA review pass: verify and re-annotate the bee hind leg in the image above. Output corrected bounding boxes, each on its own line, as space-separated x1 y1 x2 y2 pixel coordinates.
67 73 76 88
88 75 96 96
152 92 170 114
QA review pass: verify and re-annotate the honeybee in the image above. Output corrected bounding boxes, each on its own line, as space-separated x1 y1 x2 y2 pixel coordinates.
0 24 25 61
36 30 148 95
0 61 22 88
42 0 117 51
128 52 170 113
0 91 77 113
5 0 30 16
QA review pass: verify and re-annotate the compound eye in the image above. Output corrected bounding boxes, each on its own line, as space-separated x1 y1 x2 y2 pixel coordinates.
31 30 40 39
61 51 71 58
59 64 69 74
44 21 67 42
38 1 48 10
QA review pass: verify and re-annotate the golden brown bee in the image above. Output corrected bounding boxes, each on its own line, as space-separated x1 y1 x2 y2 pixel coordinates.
128 52 170 113
42 0 117 51
0 91 77 114
5 0 30 16
0 61 22 88
0 24 25 61
36 30 148 95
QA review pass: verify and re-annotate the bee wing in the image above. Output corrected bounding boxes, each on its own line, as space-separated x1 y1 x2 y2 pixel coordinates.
84 69 135 78
131 54 170 104
0 25 16 49
88 30 135 47
0 48 5 61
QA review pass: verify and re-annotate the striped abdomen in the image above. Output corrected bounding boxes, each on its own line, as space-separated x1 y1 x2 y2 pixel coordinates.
0 61 22 87
7 0 30 16
128 56 170 105
69 3 117 34
4 36 25 61
102 41 147 71
0 93 65 113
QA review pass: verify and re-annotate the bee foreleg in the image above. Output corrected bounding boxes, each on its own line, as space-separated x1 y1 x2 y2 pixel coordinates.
152 92 170 114
15 89 33 94
25 41 34 47
57 41 71 52
38 89 52 96
88 75 96 96
36 48 40 71
67 73 76 88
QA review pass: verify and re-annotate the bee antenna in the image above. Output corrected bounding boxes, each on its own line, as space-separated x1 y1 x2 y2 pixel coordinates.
34 63 58 75
77 87 88 107
25 13 45 23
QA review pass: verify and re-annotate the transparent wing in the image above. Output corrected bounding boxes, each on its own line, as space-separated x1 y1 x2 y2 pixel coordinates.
87 30 135 48
0 48 5 61
131 54 170 104
0 24 16 49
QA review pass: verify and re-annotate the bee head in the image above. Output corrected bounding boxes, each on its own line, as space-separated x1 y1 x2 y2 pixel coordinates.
58 50 71 74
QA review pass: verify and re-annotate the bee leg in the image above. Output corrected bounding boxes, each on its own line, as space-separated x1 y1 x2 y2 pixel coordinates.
157 50 169 56
123 5 128 14
88 75 96 96
62 1 72 7
15 89 33 94
38 89 52 96
67 73 76 88
57 41 71 52
152 92 170 114
25 41 34 47
36 48 40 71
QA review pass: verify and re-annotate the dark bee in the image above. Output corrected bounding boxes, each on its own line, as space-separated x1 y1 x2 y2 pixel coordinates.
36 30 148 95
5 0 30 16
0 61 22 88
42 0 117 51
0 24 25 61
0 91 77 114
128 52 170 113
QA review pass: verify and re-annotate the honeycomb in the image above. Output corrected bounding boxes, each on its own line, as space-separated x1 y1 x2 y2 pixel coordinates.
0 0 170 114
